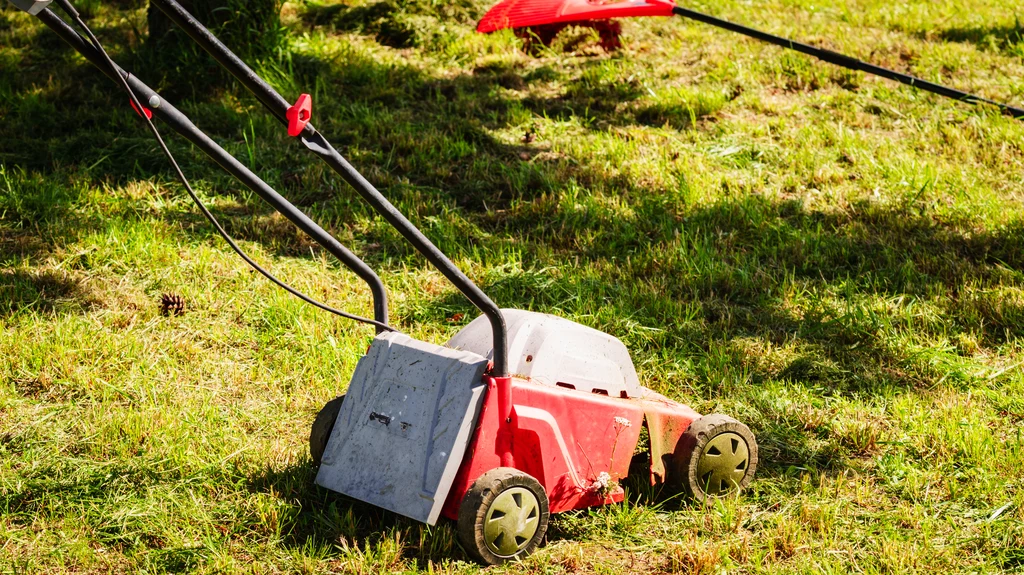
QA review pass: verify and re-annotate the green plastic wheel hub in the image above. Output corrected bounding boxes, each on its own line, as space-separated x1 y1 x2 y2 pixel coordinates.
678 414 758 501
483 487 541 557
695 431 751 495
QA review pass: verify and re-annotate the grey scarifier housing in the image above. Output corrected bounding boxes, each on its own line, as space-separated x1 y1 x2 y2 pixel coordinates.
315 332 490 525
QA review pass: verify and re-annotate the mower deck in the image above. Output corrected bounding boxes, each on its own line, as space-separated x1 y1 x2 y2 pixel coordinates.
318 310 707 525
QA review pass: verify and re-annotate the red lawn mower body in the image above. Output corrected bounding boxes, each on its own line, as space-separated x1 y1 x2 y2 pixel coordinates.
314 309 756 565
434 309 709 519
441 374 701 518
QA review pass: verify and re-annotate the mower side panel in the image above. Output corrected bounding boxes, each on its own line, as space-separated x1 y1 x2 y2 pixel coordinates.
637 391 701 485
442 380 647 518
316 332 489 525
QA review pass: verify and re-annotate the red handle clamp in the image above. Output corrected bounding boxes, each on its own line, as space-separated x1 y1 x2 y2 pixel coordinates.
286 93 312 137
130 98 153 120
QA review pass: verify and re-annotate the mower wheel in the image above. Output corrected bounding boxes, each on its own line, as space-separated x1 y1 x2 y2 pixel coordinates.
677 414 757 501
309 394 344 466
457 467 549 565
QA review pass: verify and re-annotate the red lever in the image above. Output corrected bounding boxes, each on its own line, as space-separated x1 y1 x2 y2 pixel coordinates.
130 98 152 120
286 93 312 137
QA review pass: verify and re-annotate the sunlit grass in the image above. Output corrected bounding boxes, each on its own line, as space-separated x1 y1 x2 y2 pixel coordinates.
2 0 1023 572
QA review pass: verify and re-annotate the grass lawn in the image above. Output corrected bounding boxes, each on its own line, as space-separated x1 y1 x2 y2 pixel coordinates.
2 0 1024 572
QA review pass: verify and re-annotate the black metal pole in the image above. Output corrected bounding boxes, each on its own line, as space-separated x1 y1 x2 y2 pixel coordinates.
671 6 1024 119
150 0 511 376
37 8 390 329
149 0 297 130
295 132 510 376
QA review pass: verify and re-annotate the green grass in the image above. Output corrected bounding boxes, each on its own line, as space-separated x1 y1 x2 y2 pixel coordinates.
2 0 1024 572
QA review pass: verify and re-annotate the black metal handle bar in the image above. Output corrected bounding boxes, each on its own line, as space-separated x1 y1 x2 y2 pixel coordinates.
150 0 510 376
36 8 391 330
672 6 1024 119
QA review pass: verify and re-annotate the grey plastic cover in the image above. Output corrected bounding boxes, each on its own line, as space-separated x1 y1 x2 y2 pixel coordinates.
315 332 490 525
447 308 644 398
8 0 52 15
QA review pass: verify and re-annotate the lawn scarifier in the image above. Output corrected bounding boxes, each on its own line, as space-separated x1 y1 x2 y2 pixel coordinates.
14 0 759 565
476 0 1024 119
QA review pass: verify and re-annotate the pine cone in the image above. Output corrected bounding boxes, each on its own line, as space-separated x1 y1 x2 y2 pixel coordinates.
160 293 186 317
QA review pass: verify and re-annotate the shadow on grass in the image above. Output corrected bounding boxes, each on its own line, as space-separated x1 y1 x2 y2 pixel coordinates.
247 457 708 561
933 21 1024 55
247 461 471 565
424 192 1024 370
0 268 101 317
296 0 479 49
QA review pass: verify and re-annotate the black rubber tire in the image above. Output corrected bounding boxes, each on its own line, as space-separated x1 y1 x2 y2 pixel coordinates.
457 467 550 565
309 394 344 467
676 414 758 502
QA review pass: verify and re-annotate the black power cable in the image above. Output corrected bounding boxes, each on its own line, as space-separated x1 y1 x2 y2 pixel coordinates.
671 5 1024 119
52 0 395 332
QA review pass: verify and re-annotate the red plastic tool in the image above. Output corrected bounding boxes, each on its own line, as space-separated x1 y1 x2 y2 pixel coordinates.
286 93 312 137
477 0 674 33
476 0 1024 119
